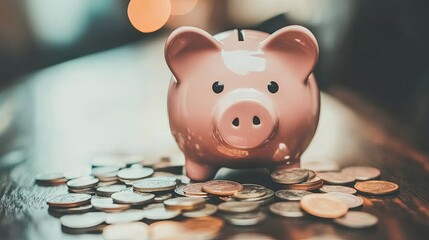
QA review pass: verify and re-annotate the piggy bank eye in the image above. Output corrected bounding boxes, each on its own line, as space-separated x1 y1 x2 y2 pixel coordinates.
212 81 224 94
267 81 279 93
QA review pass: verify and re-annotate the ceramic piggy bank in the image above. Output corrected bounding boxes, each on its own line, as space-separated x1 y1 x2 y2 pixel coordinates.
165 25 320 181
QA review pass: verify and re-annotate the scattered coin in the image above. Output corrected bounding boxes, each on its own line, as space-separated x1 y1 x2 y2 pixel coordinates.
202 180 243 196
148 221 186 240
182 216 224 239
154 192 173 202
92 166 120 177
68 187 96 194
111 191 154 205
91 196 130 212
275 190 312 201
300 194 348 218
183 183 207 196
60 212 106 229
47 193 91 208
316 172 355 185
96 184 127 197
133 179 176 193
91 156 127 168
269 202 305 217
223 211 266 226
103 222 149 240
163 197 205 211
182 203 218 218
35 172 67 185
218 201 259 213
105 209 145 224
319 185 357 195
341 166 381 181
354 180 399 195
233 184 268 199
49 204 93 214
283 176 324 191
117 167 154 180
67 176 99 189
326 192 363 208
333 211 378 228
241 189 274 202
143 203 181 220
225 233 276 240
271 168 310 184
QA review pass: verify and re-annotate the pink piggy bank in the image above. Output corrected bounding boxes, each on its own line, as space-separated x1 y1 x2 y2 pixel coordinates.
165 25 320 181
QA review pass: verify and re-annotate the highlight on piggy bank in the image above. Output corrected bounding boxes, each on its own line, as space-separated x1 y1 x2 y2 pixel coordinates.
165 26 320 181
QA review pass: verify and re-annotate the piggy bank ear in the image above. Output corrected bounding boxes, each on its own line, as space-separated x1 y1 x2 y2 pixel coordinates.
165 27 221 83
261 25 319 83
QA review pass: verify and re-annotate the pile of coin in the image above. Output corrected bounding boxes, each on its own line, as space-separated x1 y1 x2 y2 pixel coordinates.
39 161 399 238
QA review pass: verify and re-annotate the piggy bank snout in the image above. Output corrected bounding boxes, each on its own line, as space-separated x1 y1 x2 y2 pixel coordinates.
214 93 278 150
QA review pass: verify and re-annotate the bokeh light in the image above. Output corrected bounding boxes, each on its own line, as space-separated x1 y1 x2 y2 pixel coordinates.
170 0 198 16
127 0 171 33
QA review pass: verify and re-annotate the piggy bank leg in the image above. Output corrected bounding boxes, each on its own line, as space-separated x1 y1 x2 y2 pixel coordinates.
185 158 218 181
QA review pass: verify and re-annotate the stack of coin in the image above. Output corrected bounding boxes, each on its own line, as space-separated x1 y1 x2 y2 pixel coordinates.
92 166 120 184
271 168 323 190
67 176 99 194
47 193 93 215
35 172 68 186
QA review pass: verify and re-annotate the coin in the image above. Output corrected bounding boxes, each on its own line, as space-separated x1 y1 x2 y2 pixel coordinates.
300 194 348 218
60 212 106 229
183 183 207 196
175 184 209 198
233 184 268 199
91 196 130 212
319 185 357 195
47 193 91 208
333 211 378 228
271 168 310 184
133 179 176 193
117 167 154 180
67 176 99 189
354 180 399 195
148 221 186 240
154 192 173 202
283 176 324 191
143 203 181 220
275 190 312 201
326 192 364 208
163 197 205 211
269 202 305 217
35 172 67 185
182 216 224 239
202 180 243 196
226 233 276 240
49 204 93 214
92 166 120 177
105 209 145 224
218 201 259 213
91 156 127 168
111 191 154 205
103 222 149 240
341 166 381 181
182 204 218 218
316 172 355 185
241 189 274 203
223 211 266 226
96 184 127 197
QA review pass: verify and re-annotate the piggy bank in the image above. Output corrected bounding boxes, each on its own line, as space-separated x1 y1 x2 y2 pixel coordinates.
164 25 320 181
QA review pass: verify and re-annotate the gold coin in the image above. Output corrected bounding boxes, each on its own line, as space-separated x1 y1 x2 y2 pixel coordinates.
316 172 355 185
271 168 309 184
47 193 91 208
202 180 243 196
300 194 348 218
341 166 381 181
354 180 399 195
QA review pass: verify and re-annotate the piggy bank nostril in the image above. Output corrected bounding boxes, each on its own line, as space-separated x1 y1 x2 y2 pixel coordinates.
253 116 261 125
232 118 239 127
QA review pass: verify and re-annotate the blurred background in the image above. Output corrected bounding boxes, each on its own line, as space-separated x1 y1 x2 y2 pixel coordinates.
0 0 428 168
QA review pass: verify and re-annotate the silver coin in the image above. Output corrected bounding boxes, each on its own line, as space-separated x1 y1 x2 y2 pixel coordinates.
182 204 218 218
103 222 149 240
111 191 154 205
269 202 304 217
143 203 181 220
117 168 154 180
49 204 93 214
233 184 268 199
223 211 266 226
275 190 312 201
35 172 67 184
271 168 310 184
333 211 378 228
96 184 127 197
68 187 96 194
105 209 145 224
218 201 259 213
319 185 357 195
91 196 130 212
154 192 173 202
326 192 363 208
316 172 355 185
67 176 99 189
60 212 106 229
133 179 176 192
241 189 274 202
47 193 91 208
92 166 120 177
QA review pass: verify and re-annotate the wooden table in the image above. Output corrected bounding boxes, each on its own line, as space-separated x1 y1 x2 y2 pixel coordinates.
0 35 428 240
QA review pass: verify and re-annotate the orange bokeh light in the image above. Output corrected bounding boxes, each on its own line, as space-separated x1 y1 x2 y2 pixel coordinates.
170 0 198 16
127 0 171 33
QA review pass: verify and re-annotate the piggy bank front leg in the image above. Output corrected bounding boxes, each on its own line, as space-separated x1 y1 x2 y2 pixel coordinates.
185 158 218 181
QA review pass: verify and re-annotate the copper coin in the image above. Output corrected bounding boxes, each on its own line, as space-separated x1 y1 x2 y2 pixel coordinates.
271 168 310 184
275 190 312 201
354 180 399 195
183 183 207 196
175 184 210 198
283 177 324 191
320 185 357 195
341 166 381 181
202 180 243 196
233 184 268 199
47 193 91 208
300 194 348 218
326 192 364 208
316 172 355 185
333 211 378 228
